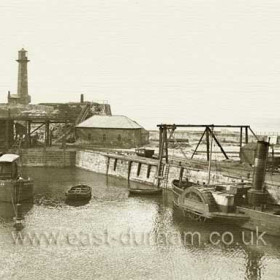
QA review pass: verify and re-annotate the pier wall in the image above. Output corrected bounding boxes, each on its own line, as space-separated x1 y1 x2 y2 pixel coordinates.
76 150 158 185
75 150 243 188
19 148 76 167
76 150 280 204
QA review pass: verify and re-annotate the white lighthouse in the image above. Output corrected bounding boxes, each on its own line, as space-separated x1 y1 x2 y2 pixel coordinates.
8 48 31 105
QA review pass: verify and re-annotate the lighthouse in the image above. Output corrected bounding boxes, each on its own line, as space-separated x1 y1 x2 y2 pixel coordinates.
8 48 31 105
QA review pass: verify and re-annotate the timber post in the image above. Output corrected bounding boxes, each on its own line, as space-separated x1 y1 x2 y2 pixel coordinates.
206 127 210 161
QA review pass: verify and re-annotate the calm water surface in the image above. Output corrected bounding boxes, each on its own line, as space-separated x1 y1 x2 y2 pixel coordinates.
0 167 280 280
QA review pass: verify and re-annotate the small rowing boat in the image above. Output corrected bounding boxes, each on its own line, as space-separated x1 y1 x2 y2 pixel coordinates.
65 185 91 201
129 188 162 196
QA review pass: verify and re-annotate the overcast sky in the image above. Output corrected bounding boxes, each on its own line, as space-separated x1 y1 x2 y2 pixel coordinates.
0 0 279 131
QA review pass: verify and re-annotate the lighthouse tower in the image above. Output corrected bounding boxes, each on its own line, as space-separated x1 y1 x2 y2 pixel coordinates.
8 48 31 105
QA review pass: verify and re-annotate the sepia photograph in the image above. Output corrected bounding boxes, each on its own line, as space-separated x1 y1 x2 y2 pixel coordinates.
0 1 279 279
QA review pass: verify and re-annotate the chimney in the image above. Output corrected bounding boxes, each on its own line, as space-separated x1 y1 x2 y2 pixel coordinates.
80 94 84 103
248 141 269 207
17 48 31 104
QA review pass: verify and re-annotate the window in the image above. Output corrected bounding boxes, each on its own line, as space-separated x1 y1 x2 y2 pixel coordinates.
0 163 12 179
103 134 106 141
147 165 151 178
137 163 141 176
117 134 121 142
88 133 91 141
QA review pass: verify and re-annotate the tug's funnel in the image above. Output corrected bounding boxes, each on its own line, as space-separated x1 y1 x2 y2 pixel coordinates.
248 141 269 206
252 141 269 191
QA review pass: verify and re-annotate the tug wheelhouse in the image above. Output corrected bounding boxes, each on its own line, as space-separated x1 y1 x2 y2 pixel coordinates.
0 154 33 202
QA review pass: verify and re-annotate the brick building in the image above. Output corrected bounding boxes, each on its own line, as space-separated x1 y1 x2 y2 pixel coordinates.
76 115 149 148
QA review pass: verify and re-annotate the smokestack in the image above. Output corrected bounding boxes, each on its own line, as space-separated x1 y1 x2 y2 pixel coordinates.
248 141 269 207
80 94 84 103
252 141 269 190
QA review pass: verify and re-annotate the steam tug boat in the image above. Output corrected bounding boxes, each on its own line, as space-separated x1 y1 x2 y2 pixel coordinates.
0 154 33 202
172 141 280 237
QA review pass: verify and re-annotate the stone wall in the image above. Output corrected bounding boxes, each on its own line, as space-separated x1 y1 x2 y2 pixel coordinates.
75 150 243 189
76 128 148 148
0 120 14 151
19 148 76 167
76 150 280 204
75 150 108 174
76 150 157 185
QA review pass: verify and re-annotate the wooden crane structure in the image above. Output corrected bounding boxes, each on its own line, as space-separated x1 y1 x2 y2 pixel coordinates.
156 124 259 187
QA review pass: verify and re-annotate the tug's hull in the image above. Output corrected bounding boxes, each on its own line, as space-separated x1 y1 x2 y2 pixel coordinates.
0 179 33 202
172 183 280 237
236 206 280 237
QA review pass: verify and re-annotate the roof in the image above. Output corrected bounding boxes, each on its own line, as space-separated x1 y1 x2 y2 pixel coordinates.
241 142 257 151
0 102 111 122
76 115 144 129
9 94 20 99
0 154 20 163
0 103 87 122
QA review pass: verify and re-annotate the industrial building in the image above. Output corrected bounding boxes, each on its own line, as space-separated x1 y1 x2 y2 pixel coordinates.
76 115 149 148
0 49 148 151
0 49 112 151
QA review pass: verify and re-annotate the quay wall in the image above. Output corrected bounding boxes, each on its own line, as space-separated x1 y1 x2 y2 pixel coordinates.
76 150 280 204
76 150 244 188
16 148 280 203
19 148 76 167
76 150 158 185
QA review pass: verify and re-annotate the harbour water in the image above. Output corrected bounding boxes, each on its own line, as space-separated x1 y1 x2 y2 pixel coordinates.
0 167 280 280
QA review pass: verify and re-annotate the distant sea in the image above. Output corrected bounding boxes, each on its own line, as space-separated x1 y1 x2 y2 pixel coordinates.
251 118 280 134
146 118 279 134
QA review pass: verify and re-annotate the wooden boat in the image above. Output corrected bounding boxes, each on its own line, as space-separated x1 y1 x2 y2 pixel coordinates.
173 183 250 222
172 179 197 207
65 185 91 201
172 141 280 236
172 179 195 190
0 154 33 202
129 187 162 196
135 148 155 158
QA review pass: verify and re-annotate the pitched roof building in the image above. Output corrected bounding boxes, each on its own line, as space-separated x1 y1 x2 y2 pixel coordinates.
76 115 149 148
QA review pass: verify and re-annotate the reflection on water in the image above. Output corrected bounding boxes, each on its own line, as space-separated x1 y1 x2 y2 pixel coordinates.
0 167 279 280
0 201 33 224
65 200 91 207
